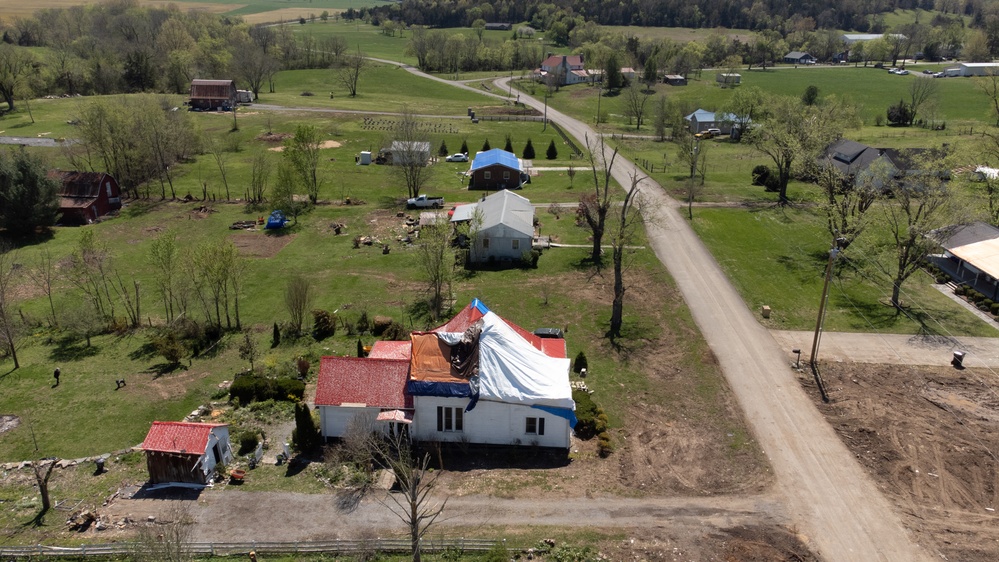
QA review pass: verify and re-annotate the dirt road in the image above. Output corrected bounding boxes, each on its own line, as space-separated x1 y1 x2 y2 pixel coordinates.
496 77 934 562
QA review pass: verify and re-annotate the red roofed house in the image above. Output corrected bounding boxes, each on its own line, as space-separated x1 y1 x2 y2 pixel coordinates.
315 357 413 438
140 422 232 485
536 54 588 86
189 79 237 111
50 171 122 225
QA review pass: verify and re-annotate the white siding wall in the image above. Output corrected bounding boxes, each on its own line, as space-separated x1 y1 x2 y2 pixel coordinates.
411 396 571 449
319 406 381 438
201 426 233 477
476 225 532 263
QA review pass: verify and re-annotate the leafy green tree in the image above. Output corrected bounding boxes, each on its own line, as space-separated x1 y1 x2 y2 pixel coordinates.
604 53 623 91
0 148 60 236
802 85 819 106
546 140 558 160
238 330 258 370
284 124 323 204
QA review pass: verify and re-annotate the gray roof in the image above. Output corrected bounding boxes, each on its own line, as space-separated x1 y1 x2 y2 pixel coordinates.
928 222 999 250
822 139 887 176
477 190 533 238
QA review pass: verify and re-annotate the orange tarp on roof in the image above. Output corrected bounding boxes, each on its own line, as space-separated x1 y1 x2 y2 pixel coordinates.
409 333 462 382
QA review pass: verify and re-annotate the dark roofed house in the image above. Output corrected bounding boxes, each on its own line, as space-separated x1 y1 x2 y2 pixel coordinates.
664 74 687 86
783 51 816 64
50 171 122 224
189 79 236 111
484 23 512 31
140 422 232 485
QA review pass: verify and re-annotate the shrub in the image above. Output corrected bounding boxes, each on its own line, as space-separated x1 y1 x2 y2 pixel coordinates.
438 139 449 157
887 99 912 126
356 311 370 334
981 299 993 311
272 322 281 347
460 139 468 154
230 375 305 405
954 285 966 296
481 139 491 151
382 321 409 341
546 139 558 160
292 402 322 452
296 357 310 378
991 302 999 316
597 432 613 457
150 330 186 365
520 249 541 268
312 309 337 340
573 351 588 373
523 138 536 159
236 432 259 455
503 134 513 153
572 389 603 439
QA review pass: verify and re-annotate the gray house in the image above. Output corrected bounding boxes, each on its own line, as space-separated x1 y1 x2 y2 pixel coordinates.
452 190 535 263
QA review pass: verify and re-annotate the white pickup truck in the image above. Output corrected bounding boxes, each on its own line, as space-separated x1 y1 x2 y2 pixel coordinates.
406 194 445 209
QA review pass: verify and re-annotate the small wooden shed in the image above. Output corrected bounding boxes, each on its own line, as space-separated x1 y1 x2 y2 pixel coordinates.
50 171 122 224
140 422 232 485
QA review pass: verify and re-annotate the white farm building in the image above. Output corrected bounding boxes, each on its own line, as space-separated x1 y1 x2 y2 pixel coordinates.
315 300 576 450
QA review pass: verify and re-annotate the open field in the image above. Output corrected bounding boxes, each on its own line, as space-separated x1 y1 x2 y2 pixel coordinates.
0 0 387 21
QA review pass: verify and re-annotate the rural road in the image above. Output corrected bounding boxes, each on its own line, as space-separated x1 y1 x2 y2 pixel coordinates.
493 77 936 561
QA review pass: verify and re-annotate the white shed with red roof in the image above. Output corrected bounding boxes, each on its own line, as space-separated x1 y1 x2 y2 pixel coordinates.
140 422 232 485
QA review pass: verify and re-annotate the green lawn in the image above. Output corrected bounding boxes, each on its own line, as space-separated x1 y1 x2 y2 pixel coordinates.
691 205 997 336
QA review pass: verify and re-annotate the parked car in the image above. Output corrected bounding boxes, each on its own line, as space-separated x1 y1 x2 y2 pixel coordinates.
445 153 469 162
706 127 722 136
897 69 910 75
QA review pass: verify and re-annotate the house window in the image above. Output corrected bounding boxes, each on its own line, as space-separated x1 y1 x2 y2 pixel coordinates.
512 239 520 250
526 417 545 436
483 238 490 249
106 182 112 197
503 171 510 180
437 406 464 432
484 171 492 180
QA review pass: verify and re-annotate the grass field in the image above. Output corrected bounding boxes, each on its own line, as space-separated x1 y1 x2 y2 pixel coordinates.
0 0 388 21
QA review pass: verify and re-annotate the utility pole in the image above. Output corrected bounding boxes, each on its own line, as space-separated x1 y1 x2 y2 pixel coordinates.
809 237 846 402
595 82 602 125
543 91 548 131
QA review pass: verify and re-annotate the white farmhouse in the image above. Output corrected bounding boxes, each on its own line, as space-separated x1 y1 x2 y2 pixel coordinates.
315 300 576 450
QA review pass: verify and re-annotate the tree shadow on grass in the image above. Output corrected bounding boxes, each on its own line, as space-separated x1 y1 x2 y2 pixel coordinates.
48 339 99 362
128 341 159 361
24 508 49 528
144 362 185 379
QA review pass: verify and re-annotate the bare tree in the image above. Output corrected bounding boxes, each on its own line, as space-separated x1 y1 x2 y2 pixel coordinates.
32 458 57 515
382 436 448 562
285 124 323 204
248 153 270 204
579 135 619 266
907 76 939 126
285 275 313 337
27 249 58 327
133 505 193 562
337 49 366 97
207 135 232 201
873 151 953 309
622 81 651 130
416 217 457 320
978 132 999 226
0 242 22 369
394 108 431 199
819 161 878 249
976 69 999 127
609 170 645 338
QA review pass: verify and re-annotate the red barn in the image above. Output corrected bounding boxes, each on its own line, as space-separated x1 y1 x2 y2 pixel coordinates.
50 171 122 224
189 79 237 111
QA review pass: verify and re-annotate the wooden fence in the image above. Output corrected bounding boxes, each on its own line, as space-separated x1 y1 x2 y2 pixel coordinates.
0 537 510 558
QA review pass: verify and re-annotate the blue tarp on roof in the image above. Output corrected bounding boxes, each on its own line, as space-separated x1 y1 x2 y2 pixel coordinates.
470 298 490 315
407 380 471 397
470 149 521 172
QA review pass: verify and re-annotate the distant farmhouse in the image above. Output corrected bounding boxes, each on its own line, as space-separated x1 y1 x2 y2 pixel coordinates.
536 54 587 86
684 109 744 135
189 79 236 111
783 51 816 64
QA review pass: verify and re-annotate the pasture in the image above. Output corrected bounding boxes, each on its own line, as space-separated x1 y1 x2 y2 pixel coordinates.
0 0 387 22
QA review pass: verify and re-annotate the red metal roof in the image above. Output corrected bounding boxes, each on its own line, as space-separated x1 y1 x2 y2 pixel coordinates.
141 421 226 455
430 302 566 359
368 340 412 360
315 357 411 408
